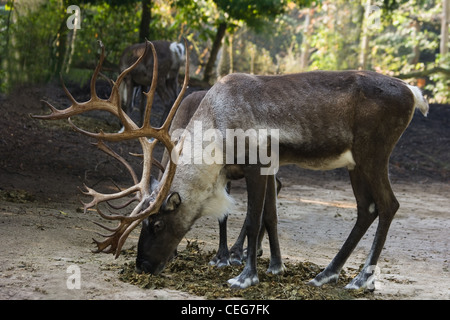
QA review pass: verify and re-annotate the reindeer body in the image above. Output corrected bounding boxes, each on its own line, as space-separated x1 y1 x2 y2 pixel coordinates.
138 70 428 289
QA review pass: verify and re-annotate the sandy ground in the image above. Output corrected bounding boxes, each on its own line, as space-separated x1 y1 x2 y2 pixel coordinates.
0 84 449 300
0 177 449 300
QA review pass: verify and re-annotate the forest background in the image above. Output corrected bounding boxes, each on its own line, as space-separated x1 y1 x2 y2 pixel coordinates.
1 0 449 103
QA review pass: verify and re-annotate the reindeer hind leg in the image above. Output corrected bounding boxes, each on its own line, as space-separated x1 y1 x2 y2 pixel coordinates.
344 168 399 291
309 166 378 287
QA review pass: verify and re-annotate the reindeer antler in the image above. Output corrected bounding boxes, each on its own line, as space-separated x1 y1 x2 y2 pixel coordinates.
32 39 189 258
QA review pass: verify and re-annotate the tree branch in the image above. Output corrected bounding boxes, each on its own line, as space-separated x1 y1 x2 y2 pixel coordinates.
396 67 450 79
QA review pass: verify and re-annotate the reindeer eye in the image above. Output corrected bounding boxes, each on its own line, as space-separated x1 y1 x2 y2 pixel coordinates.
153 220 165 233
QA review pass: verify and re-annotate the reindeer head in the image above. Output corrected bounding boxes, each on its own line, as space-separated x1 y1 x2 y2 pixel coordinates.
135 188 184 274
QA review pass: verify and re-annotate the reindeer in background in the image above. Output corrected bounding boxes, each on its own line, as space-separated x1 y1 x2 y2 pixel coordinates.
119 40 185 127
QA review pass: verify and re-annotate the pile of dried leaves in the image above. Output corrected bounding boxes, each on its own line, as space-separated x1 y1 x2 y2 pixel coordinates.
0 189 35 203
118 241 371 300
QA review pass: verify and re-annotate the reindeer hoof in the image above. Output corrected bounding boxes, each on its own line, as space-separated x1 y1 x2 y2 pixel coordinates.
266 262 286 275
228 270 259 289
229 251 244 266
209 256 230 268
308 270 339 287
344 271 376 292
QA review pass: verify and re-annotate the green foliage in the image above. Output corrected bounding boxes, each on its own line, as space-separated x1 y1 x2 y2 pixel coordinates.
72 2 141 65
0 0 448 102
172 0 219 41
1 0 66 89
427 53 450 103
214 0 286 29
308 1 362 70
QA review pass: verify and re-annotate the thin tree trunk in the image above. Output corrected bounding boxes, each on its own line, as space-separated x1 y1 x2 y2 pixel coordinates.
65 14 79 73
203 22 227 84
359 0 371 70
139 0 152 42
441 0 450 57
300 8 312 71
228 34 233 74
1 0 15 88
249 43 256 74
410 19 421 65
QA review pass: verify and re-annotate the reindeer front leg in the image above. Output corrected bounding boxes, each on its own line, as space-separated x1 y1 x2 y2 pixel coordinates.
228 165 267 289
209 214 231 267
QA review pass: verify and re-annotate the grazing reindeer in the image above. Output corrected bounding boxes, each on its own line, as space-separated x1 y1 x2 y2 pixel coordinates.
119 40 185 126
139 71 428 290
34 40 428 291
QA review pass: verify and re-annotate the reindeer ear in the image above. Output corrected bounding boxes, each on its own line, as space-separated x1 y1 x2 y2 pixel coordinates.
162 192 181 212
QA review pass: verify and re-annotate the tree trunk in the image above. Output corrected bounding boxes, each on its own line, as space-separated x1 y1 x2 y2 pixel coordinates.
203 22 227 84
139 0 152 42
396 66 450 79
300 8 313 71
1 0 15 89
65 11 80 74
228 34 234 74
359 0 372 70
410 19 421 65
441 0 450 57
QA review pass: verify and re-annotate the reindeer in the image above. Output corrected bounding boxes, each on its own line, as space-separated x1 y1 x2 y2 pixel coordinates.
34 40 429 291
119 40 185 126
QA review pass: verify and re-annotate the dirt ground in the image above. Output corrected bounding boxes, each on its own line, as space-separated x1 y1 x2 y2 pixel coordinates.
0 82 448 300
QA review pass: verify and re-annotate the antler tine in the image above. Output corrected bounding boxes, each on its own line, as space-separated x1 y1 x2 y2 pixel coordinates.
151 158 165 173
60 74 79 106
142 40 158 129
93 140 139 185
92 237 116 254
79 183 141 214
91 219 142 257
32 74 82 121
92 203 148 257
106 196 139 210
114 41 150 96
111 41 150 132
90 40 106 101
129 152 166 173
160 38 190 132
92 220 118 233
